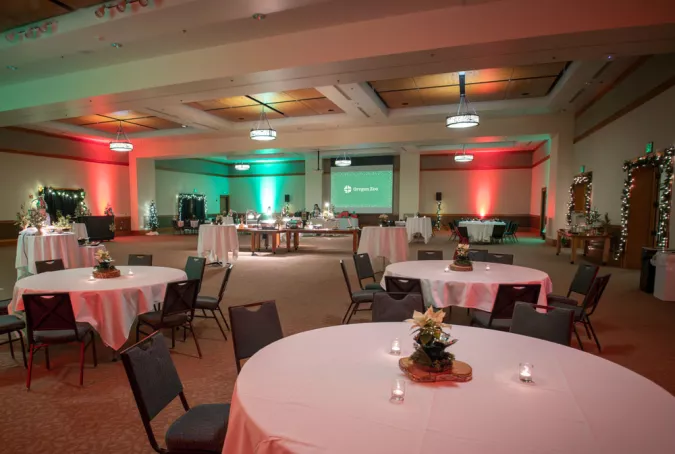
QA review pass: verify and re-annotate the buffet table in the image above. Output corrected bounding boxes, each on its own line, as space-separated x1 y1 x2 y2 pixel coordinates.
245 227 360 255
556 229 611 265
459 220 506 243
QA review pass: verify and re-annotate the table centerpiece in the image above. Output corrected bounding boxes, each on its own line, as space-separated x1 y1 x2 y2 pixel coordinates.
93 250 120 278
379 214 389 227
450 243 473 271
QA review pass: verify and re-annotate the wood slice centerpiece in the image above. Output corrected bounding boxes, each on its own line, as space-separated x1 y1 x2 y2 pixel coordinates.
450 262 473 272
399 357 472 383
93 268 120 279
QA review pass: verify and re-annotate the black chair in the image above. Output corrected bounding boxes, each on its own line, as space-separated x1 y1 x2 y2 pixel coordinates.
23 293 97 389
0 314 27 368
448 221 458 241
457 226 470 243
510 303 574 346
548 274 611 351
490 224 507 244
468 249 488 261
486 253 514 265
353 253 384 291
372 292 424 322
548 263 599 301
229 301 283 374
417 250 443 260
339 260 380 324
185 256 207 293
137 280 202 358
470 284 541 330
128 254 153 266
384 276 423 296
34 259 65 274
0 298 9 315
121 332 230 454
505 222 519 243
194 264 233 340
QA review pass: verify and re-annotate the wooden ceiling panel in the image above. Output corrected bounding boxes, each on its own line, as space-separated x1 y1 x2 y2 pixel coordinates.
464 81 508 102
84 121 152 134
210 106 283 122
413 73 457 88
511 62 566 79
369 78 416 92
102 110 150 121
251 92 294 103
301 98 343 114
505 77 557 98
465 67 514 84
284 88 324 100
58 115 111 126
127 117 183 130
269 101 316 117
419 86 460 106
60 0 105 7
0 0 66 33
379 90 425 108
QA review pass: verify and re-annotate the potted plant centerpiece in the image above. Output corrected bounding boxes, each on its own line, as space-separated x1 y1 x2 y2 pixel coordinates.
451 243 473 271
93 250 120 278
378 214 389 227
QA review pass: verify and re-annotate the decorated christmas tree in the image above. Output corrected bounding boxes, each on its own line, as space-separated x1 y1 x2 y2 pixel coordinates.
148 201 159 232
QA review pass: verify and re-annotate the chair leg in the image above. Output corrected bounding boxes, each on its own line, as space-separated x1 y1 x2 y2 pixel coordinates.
91 331 98 367
189 322 202 358
345 303 359 324
26 347 35 390
7 333 14 358
171 327 176 348
79 341 85 386
45 346 50 370
586 317 601 352
212 310 228 340
342 302 355 324
18 331 27 368
573 325 584 351
217 307 231 331
583 320 592 339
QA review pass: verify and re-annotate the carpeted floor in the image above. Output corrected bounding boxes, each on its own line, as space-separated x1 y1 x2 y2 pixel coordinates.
1 231 675 454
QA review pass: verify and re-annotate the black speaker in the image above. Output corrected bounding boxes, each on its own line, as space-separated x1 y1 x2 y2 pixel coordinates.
284 194 290 203
436 192 442 202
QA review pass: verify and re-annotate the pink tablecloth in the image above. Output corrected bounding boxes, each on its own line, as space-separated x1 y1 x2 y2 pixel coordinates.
197 224 239 263
10 266 187 349
357 226 408 264
223 323 675 454
382 260 551 310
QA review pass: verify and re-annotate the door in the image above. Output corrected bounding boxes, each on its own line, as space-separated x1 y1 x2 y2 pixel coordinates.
219 195 230 214
624 166 658 269
573 183 587 212
540 187 547 239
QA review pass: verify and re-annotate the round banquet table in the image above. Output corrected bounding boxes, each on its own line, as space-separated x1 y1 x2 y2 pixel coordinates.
10 266 187 350
357 226 408 264
459 220 506 243
382 260 551 310
222 323 675 454
15 232 105 277
197 224 239 263
405 217 433 243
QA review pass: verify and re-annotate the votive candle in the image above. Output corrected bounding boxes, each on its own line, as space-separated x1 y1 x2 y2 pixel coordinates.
88 274 95 281
519 363 533 383
127 269 134 276
390 379 405 402
390 338 401 355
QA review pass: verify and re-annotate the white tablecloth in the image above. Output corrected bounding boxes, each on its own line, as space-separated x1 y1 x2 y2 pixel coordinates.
15 232 102 276
382 260 551 310
223 323 675 454
190 220 200 228
10 266 187 350
358 226 408 264
311 218 359 229
197 224 239 263
405 217 433 243
71 222 88 239
459 221 506 243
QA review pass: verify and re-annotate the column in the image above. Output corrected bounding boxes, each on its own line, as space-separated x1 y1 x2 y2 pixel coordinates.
305 155 323 211
399 153 420 217
549 113 575 240
129 156 156 231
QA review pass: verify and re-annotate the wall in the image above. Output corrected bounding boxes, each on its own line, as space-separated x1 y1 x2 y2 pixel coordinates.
155 170 229 216
530 143 550 216
229 175 305 213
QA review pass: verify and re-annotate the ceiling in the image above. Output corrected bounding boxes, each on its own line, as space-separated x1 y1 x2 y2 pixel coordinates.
57 110 184 133
0 0 102 33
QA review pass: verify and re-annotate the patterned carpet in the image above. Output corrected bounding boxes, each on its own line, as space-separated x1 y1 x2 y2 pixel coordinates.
1 232 674 454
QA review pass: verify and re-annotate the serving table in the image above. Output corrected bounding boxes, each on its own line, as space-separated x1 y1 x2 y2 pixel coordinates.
556 229 611 265
458 220 506 243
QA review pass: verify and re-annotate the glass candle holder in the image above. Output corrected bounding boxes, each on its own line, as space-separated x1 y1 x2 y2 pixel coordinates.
390 338 401 356
485 264 491 271
519 363 533 383
127 269 134 276
88 274 95 281
390 379 405 402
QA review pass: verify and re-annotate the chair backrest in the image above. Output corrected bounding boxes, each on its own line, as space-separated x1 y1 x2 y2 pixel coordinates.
486 253 514 265
417 250 443 260
491 284 541 321
353 253 376 286
184 256 206 291
128 254 153 266
22 293 80 343
120 332 186 452
568 263 600 297
229 301 283 373
448 221 455 230
339 260 354 296
216 263 234 301
491 224 506 238
35 259 65 274
468 249 488 261
372 292 425 322
384 276 422 295
457 226 469 240
582 274 611 315
161 280 200 320
510 303 573 346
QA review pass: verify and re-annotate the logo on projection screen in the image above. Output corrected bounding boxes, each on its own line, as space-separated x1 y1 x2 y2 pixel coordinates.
344 185 352 194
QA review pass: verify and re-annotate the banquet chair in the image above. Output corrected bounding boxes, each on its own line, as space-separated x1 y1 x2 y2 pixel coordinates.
457 226 470 244
194 263 233 340
468 249 488 261
470 284 541 331
486 253 514 265
448 221 458 241
490 224 507 244
128 254 153 266
510 303 574 346
505 222 520 243
184 256 207 293
547 263 599 302
339 260 380 324
0 298 9 315
23 293 97 389
121 332 231 454
34 259 65 274
418 250 443 260
136 279 202 358
384 276 423 296
548 274 611 352
229 301 283 374
372 292 424 322
353 253 385 291
0 314 27 368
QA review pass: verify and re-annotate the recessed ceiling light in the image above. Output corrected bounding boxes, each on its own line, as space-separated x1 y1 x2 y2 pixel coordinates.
111 42 122 48
606 54 615 60
6 65 18 70
402 102 409 106
328 109 334 112
252 13 266 20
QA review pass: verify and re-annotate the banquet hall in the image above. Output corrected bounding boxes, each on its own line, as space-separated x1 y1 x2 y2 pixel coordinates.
1 1 675 453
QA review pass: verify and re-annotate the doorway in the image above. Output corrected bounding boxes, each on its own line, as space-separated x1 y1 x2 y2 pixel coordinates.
624 166 658 269
540 187 547 240
573 183 587 211
219 195 230 214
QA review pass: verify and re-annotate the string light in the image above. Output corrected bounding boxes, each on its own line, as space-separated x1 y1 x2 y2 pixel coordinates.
566 174 592 225
177 193 208 221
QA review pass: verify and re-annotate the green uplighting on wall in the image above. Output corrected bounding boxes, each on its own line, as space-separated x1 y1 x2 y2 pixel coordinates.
260 176 279 212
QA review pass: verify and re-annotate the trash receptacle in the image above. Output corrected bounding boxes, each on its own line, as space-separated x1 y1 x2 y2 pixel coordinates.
652 252 675 301
640 247 660 293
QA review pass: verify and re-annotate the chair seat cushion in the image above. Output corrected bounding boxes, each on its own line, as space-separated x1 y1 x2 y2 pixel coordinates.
139 311 188 328
195 296 219 310
365 283 385 291
352 290 379 303
33 322 92 344
0 315 25 334
548 300 583 319
470 310 512 330
165 403 231 453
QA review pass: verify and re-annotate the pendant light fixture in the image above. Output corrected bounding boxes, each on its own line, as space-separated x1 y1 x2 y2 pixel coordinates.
234 163 250 171
446 72 480 129
454 144 474 163
335 150 351 167
250 106 277 141
109 121 133 152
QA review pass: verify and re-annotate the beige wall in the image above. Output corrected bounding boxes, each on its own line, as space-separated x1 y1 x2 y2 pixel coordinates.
530 142 550 216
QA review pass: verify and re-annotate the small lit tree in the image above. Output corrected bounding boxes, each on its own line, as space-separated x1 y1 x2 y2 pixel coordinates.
148 201 159 232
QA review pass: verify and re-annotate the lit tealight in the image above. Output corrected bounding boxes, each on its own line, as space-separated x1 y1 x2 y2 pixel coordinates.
444 266 450 273
390 338 401 356
390 379 406 402
519 363 534 383
485 264 491 271
88 274 96 281
127 269 134 276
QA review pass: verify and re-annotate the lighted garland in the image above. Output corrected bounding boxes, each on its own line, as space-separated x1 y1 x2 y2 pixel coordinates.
176 193 207 221
436 201 441 231
615 147 674 260
566 173 592 225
